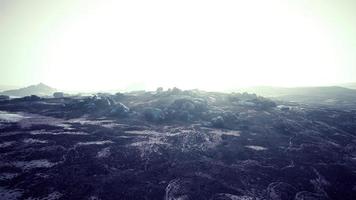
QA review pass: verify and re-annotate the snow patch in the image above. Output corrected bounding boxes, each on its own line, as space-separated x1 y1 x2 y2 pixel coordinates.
125 130 162 136
12 160 57 171
69 118 120 129
0 141 16 148
97 147 111 158
131 137 169 158
77 140 113 146
30 130 89 135
23 138 48 144
209 129 241 137
0 111 26 122
245 145 268 151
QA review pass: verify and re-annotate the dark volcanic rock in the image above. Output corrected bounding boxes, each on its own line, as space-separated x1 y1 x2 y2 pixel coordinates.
267 182 297 200
53 92 64 98
0 88 356 199
166 98 207 122
21 95 42 101
165 177 240 200
65 95 129 117
0 95 10 101
144 107 165 122
210 194 255 200
211 116 225 128
294 191 330 200
110 102 130 117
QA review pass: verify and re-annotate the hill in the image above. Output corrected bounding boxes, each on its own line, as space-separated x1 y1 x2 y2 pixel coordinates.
239 86 356 107
340 82 356 89
0 83 56 97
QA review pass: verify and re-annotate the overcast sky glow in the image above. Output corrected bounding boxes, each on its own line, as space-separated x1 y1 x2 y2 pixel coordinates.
0 0 356 91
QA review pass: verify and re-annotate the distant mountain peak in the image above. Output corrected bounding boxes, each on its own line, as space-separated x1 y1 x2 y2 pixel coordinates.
33 83 52 89
0 83 57 97
37 82 47 86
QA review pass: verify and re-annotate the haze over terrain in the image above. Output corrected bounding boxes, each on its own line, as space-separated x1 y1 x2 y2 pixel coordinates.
1 0 356 91
2 1 356 199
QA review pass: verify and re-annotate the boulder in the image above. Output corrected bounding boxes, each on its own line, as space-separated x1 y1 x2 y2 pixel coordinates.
277 105 290 111
114 92 125 100
167 98 207 121
21 95 41 101
267 182 297 200
244 97 276 110
170 87 182 95
88 96 116 109
294 191 330 200
143 107 165 122
165 177 239 200
67 95 130 117
165 178 192 200
53 92 64 98
110 102 130 117
156 87 164 94
211 116 225 128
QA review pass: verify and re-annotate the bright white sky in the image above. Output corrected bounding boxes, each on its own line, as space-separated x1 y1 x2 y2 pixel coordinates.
0 0 355 91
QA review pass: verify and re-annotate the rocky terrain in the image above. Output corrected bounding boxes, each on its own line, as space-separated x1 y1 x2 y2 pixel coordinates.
0 88 355 199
